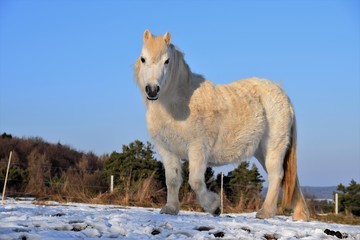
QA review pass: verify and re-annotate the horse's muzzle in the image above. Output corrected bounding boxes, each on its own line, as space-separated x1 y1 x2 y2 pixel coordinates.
145 84 160 101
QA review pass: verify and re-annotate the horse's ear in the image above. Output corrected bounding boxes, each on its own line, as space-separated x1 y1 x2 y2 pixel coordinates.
143 29 151 42
164 32 171 45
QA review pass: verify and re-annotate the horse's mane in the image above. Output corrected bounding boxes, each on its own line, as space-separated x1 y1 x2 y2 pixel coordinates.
168 45 192 85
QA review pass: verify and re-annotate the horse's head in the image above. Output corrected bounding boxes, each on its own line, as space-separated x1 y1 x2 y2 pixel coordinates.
135 29 173 101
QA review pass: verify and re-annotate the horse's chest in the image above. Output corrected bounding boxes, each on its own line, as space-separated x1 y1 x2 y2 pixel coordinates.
146 112 189 156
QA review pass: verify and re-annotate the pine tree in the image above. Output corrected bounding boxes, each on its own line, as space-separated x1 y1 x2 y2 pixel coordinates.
337 179 360 216
103 140 165 192
222 161 264 210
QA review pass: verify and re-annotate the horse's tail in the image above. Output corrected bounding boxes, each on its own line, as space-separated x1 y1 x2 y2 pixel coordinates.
281 117 298 209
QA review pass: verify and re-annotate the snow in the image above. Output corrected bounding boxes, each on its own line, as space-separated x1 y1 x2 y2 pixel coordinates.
0 198 359 239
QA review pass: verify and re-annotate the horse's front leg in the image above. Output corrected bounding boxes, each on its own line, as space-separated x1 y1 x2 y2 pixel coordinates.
188 144 221 216
157 146 182 215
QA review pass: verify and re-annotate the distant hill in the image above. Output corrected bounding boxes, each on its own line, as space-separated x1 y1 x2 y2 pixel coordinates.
262 186 337 200
301 186 337 200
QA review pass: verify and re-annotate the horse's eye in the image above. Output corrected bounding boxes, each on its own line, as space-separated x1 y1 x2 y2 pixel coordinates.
164 58 169 64
140 57 146 63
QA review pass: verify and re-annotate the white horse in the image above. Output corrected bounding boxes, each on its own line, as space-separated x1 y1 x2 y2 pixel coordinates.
134 29 309 221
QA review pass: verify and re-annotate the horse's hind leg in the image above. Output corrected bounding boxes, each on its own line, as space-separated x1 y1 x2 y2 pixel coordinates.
256 142 286 219
188 144 220 216
157 146 182 215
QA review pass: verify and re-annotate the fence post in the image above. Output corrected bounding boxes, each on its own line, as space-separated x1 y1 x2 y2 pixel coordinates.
220 172 224 215
2 151 13 205
335 193 338 214
110 175 114 193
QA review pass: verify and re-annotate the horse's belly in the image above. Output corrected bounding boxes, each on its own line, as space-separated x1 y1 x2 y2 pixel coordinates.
209 144 257 166
209 144 256 166
209 122 265 165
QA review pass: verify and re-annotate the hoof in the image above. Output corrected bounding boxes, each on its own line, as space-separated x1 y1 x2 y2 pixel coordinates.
293 209 310 221
160 205 179 215
212 207 221 216
201 191 221 216
256 209 275 219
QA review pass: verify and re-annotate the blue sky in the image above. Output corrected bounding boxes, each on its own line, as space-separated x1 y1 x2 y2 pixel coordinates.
0 0 359 187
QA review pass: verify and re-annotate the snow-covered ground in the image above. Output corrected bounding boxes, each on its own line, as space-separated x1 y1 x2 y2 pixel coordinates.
0 198 359 240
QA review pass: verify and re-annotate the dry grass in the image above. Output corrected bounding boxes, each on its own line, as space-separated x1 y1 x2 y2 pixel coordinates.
89 175 166 208
312 213 360 225
22 168 360 226
180 192 203 212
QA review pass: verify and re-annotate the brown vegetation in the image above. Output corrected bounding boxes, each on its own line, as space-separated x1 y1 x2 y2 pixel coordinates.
0 134 264 213
313 213 360 225
2 133 358 225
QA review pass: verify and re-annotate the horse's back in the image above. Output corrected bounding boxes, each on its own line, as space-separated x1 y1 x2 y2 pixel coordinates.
229 77 294 120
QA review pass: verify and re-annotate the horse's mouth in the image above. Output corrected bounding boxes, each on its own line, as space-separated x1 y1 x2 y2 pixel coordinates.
147 96 158 101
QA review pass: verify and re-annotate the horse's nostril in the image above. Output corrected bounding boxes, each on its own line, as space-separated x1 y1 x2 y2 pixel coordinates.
156 86 160 93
